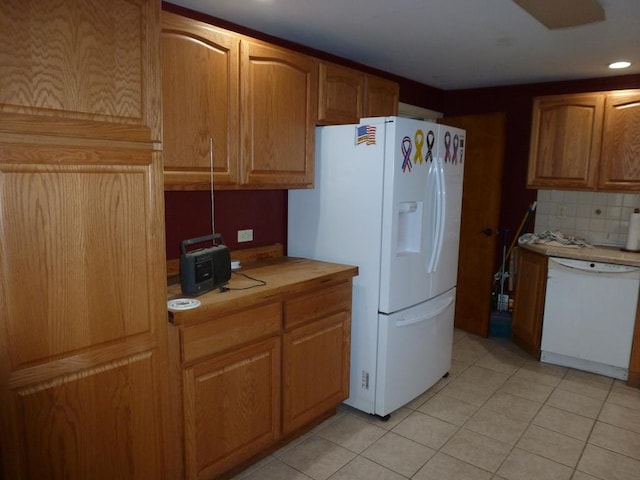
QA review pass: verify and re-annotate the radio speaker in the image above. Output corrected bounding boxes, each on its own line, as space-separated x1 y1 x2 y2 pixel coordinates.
180 234 231 296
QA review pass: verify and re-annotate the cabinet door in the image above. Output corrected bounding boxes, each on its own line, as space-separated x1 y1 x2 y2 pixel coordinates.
0 0 172 477
161 12 240 190
183 337 281 480
0 0 161 143
527 93 604 190
317 62 364 125
240 41 318 188
282 312 350 434
598 90 640 191
0 150 170 479
364 75 399 117
511 249 548 358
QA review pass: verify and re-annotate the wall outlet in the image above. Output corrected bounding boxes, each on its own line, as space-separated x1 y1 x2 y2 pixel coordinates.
556 204 567 219
237 229 253 242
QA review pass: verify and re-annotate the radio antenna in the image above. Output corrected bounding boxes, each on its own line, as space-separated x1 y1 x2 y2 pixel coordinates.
209 136 215 235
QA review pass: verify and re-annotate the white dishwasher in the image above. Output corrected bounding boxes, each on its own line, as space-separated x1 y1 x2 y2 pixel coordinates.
540 256 640 380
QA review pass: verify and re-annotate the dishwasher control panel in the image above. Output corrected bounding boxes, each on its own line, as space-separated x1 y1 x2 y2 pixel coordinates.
550 257 640 274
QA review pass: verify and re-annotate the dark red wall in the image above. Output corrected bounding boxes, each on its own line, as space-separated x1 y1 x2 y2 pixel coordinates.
165 190 287 259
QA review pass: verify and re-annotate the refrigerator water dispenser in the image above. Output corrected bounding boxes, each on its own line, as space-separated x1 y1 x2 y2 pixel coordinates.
397 201 422 254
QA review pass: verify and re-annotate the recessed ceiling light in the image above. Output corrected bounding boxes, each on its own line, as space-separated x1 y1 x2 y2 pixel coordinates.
609 61 631 69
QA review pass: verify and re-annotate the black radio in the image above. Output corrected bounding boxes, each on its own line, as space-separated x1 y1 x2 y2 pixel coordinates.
179 233 231 296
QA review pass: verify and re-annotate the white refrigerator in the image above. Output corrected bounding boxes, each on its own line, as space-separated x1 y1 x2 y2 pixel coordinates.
288 116 465 417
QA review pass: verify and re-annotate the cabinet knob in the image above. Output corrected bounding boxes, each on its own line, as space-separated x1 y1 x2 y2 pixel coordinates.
481 228 495 236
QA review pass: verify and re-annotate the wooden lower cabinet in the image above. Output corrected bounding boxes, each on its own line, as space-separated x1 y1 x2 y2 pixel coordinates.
511 248 548 358
183 337 281 480
171 274 354 479
283 313 350 433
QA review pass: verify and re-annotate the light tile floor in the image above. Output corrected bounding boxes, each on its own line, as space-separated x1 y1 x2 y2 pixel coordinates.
232 329 640 480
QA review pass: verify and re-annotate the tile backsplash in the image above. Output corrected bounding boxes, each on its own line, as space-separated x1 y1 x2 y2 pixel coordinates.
534 190 640 246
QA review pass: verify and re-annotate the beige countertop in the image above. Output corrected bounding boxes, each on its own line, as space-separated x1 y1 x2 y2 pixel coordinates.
520 243 640 267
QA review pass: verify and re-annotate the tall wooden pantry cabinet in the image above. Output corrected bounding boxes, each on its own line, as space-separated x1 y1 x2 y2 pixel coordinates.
0 1 173 478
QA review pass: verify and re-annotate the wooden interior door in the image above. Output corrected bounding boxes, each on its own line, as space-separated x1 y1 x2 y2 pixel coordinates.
439 113 506 337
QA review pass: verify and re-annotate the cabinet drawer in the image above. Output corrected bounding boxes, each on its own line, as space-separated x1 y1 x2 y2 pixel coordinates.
181 302 282 364
284 281 352 329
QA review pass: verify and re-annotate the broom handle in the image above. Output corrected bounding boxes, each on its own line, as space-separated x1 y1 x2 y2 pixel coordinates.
506 201 537 261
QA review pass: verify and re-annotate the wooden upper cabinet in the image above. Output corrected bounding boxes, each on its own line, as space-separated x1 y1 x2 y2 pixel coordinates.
364 75 400 118
0 0 161 143
527 93 604 190
317 62 399 125
161 12 240 190
318 63 365 124
599 90 640 191
527 89 640 192
241 40 318 188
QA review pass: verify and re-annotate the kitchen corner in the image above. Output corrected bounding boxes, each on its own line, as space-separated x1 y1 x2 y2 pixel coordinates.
165 245 358 479
513 240 640 389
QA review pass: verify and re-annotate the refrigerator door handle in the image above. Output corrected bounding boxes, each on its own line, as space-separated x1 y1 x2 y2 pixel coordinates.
432 157 446 271
428 157 446 273
426 161 439 272
394 296 454 327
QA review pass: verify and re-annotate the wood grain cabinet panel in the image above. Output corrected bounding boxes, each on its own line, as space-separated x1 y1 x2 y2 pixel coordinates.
0 1 172 477
161 12 318 190
598 90 640 190
0 147 171 480
0 0 160 143
183 337 281 480
317 62 399 125
527 89 640 192
318 63 365 124
282 312 350 434
284 280 353 329
282 281 352 434
161 12 240 189
364 75 400 118
180 302 281 364
527 93 604 189
511 248 548 358
1 161 154 368
169 271 355 478
11 352 163 480
241 40 318 188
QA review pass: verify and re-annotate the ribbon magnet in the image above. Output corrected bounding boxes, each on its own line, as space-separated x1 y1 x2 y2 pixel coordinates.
444 131 451 163
413 130 424 165
401 136 412 172
425 130 435 163
452 134 459 164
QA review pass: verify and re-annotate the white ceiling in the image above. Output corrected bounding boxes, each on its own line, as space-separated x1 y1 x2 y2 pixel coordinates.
167 0 640 91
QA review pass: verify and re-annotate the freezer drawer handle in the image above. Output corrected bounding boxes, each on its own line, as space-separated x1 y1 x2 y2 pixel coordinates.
394 297 454 327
